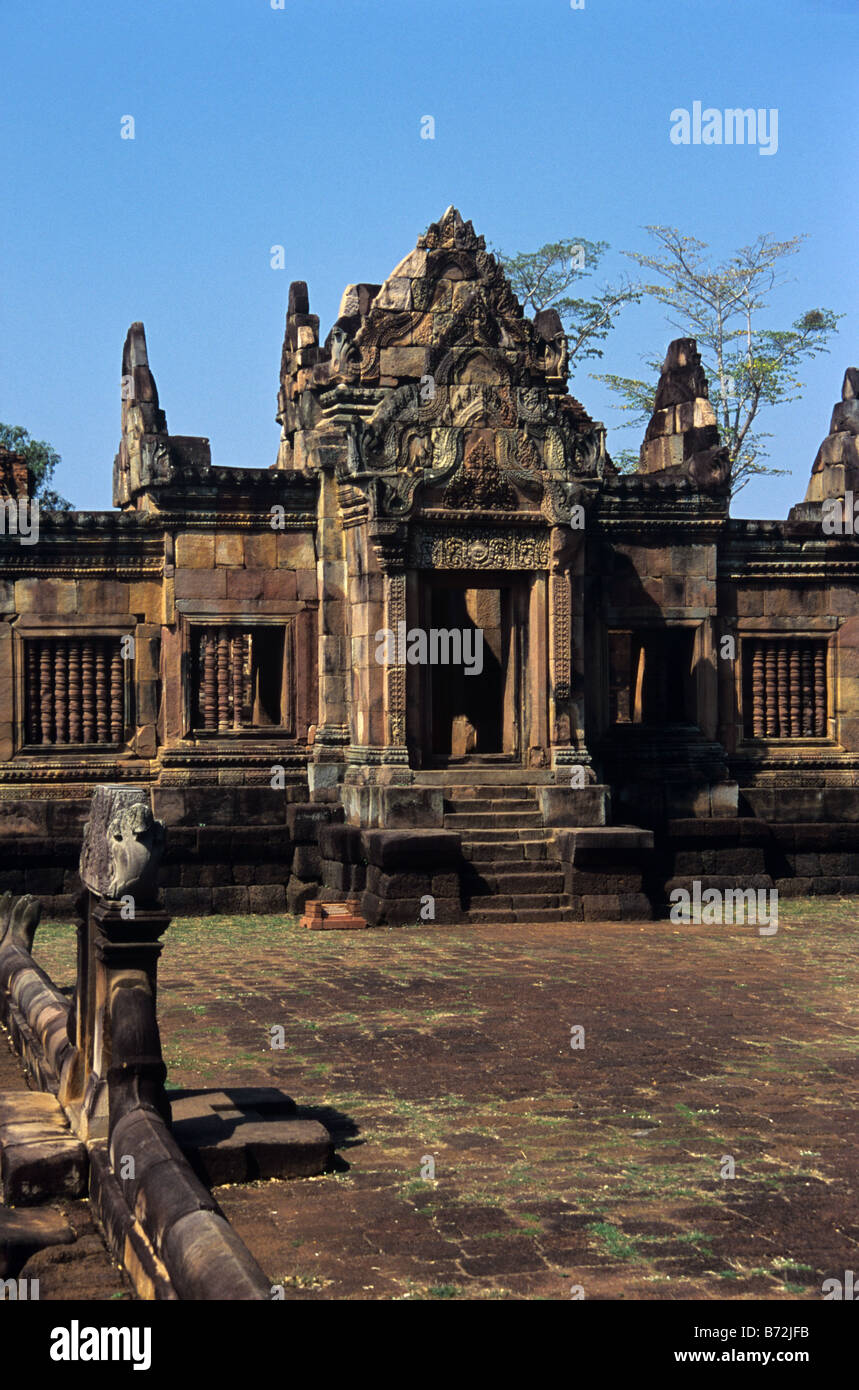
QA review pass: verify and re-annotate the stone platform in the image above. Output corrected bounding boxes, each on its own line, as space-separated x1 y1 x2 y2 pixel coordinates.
169 1088 332 1186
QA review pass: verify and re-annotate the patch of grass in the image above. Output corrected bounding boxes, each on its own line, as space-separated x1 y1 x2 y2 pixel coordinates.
587 1221 642 1263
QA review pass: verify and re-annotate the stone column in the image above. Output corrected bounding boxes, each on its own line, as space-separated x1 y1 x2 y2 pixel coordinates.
527 572 549 767
309 469 349 797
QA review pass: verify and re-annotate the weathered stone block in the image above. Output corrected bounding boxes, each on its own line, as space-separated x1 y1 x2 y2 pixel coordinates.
248 884 287 913
243 533 276 568
379 346 426 378
361 829 461 871
174 570 227 599
214 534 244 567
286 876 316 915
276 533 316 569
212 886 249 914
176 534 215 568
1 1138 88 1206
287 803 343 843
226 569 265 600
292 844 321 877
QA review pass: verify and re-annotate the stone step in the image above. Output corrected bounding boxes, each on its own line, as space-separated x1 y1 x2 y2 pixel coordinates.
457 827 547 842
462 840 549 861
415 769 555 786
463 908 520 923
467 858 560 875
444 812 543 829
462 892 562 910
440 785 544 802
445 798 537 815
463 872 565 895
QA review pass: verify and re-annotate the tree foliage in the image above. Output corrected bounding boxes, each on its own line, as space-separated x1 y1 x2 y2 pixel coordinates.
592 228 841 491
494 238 642 374
0 423 73 509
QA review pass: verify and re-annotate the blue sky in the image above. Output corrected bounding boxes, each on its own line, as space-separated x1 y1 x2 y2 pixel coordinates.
1 0 855 517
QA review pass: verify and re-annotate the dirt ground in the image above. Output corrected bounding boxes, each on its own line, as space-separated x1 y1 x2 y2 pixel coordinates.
31 899 859 1301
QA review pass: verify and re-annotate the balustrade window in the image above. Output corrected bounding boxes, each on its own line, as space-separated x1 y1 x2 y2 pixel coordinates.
23 637 125 746
742 638 827 739
190 624 293 733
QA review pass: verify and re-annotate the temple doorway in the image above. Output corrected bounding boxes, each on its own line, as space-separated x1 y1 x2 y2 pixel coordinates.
418 575 524 763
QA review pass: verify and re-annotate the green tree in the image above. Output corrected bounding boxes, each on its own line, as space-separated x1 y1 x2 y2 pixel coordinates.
593 228 841 491
0 423 73 509
494 238 642 374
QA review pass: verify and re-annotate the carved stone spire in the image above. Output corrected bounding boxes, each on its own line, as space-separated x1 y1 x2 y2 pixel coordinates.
638 338 730 491
803 368 859 503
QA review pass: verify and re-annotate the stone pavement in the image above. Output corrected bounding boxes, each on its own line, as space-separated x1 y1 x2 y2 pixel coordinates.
31 899 859 1301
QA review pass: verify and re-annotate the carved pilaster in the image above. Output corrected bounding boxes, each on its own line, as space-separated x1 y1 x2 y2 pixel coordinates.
386 569 407 750
550 572 571 705
370 521 410 764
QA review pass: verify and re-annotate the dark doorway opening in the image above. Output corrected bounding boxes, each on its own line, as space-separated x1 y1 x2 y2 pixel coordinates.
424 579 521 760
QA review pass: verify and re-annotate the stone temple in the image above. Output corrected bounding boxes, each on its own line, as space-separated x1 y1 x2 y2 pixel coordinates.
1 206 858 925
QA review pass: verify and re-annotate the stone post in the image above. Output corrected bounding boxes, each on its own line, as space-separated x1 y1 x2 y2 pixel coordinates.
67 786 168 1141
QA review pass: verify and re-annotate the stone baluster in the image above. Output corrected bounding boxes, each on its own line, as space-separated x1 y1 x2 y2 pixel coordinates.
231 630 244 729
752 642 765 737
202 630 216 729
40 641 53 744
54 642 68 744
801 646 814 736
776 643 788 737
26 643 40 743
217 630 230 730
82 641 95 743
95 643 109 742
110 647 123 743
789 646 801 737
243 632 253 724
68 641 82 743
814 645 826 736
764 644 778 737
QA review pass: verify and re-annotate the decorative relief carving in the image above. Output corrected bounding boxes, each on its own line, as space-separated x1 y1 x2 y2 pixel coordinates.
409 527 550 570
386 570 407 747
443 436 517 511
551 573 571 703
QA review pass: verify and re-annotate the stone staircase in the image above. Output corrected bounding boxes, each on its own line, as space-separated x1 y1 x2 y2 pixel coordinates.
441 782 574 924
